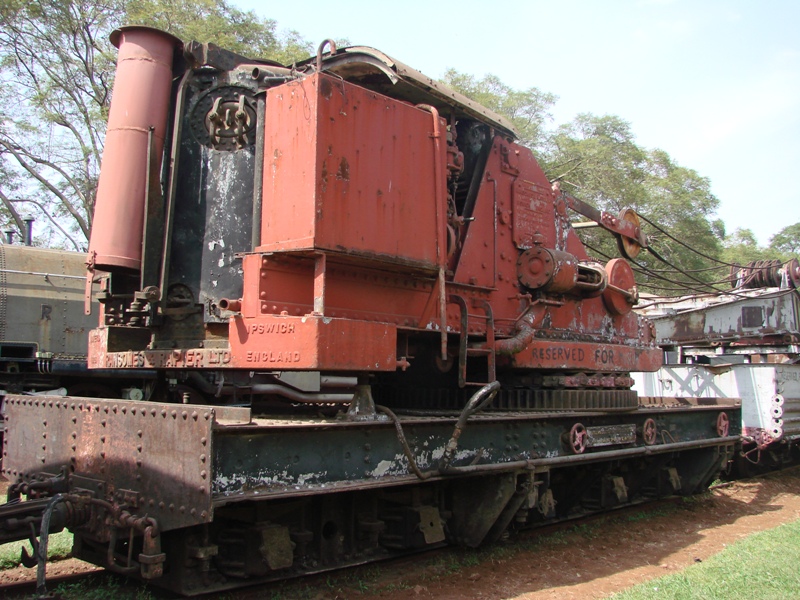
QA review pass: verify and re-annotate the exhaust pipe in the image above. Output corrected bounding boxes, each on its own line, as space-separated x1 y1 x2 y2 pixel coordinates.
23 217 33 246
88 26 182 272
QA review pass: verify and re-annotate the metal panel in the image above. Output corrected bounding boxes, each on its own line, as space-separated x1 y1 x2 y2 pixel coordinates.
229 314 397 371
0 246 94 357
647 291 800 345
509 340 662 373
167 75 258 322
211 406 739 503
2 396 223 531
632 363 800 443
258 73 441 270
303 46 518 139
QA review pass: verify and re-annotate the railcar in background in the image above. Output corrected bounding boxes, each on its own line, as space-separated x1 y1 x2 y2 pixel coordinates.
634 259 800 475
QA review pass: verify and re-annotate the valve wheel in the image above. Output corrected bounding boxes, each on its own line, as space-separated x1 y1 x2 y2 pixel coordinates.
642 418 657 445
716 412 730 438
569 423 588 454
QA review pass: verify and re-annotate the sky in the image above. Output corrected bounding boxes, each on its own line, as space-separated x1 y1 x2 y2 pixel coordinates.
233 0 800 247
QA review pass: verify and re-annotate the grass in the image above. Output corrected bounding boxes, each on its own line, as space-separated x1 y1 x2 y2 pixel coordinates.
0 530 72 570
303 500 798 599
5 499 798 600
53 573 158 600
609 518 800 600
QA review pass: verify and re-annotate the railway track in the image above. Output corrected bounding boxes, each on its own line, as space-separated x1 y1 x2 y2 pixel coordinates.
0 491 717 599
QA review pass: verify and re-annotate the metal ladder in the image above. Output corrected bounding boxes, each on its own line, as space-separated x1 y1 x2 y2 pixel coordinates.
449 294 497 388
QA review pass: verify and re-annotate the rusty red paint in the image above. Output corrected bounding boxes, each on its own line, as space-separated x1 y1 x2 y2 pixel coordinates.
506 340 662 372
603 258 637 316
85 57 661 377
258 73 443 269
88 27 181 272
2 395 214 532
229 314 397 371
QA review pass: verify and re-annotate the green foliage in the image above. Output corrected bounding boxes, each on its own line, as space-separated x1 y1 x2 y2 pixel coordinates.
549 113 723 290
54 572 156 600
0 3 787 271
0 0 119 247
441 70 733 295
124 0 313 62
610 518 800 600
442 69 557 150
546 116 725 295
721 227 783 265
0 0 314 247
769 222 800 256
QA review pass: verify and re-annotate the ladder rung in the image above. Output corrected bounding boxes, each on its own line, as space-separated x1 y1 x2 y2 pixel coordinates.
467 348 492 356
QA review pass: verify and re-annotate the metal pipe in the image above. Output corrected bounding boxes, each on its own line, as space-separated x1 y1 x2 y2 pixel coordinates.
35 494 65 597
159 69 193 306
320 376 359 388
495 301 545 356
487 172 498 287
316 39 338 71
439 381 501 471
89 27 182 272
0 269 85 280
251 94 266 248
249 384 353 403
416 104 448 361
378 382 501 481
218 298 241 312
23 218 33 246
184 372 354 403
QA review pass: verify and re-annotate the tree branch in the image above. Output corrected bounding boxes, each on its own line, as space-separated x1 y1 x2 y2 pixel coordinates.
0 188 26 234
8 198 83 251
0 140 90 238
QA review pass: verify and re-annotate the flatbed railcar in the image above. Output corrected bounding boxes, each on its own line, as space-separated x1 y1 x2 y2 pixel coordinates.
0 28 738 596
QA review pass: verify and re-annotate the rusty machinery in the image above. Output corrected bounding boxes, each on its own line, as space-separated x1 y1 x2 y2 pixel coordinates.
634 258 800 475
0 27 739 595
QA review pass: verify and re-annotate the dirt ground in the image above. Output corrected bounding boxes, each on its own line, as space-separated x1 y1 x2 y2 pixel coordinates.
357 468 800 600
2 469 800 598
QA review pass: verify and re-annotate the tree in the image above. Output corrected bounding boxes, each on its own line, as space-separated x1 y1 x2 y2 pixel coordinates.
721 228 782 266
769 222 800 257
124 0 312 62
0 0 119 248
540 114 724 294
441 69 556 151
0 0 313 248
440 69 741 293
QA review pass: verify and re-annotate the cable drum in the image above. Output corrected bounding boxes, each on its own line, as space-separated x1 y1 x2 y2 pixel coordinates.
730 259 783 289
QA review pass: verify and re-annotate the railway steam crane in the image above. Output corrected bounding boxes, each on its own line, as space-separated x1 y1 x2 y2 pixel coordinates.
0 27 739 595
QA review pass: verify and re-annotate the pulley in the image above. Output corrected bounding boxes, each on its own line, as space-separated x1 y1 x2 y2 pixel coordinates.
602 258 637 316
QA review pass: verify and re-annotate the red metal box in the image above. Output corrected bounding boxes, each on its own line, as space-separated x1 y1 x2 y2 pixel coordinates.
258 73 444 270
229 314 397 371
